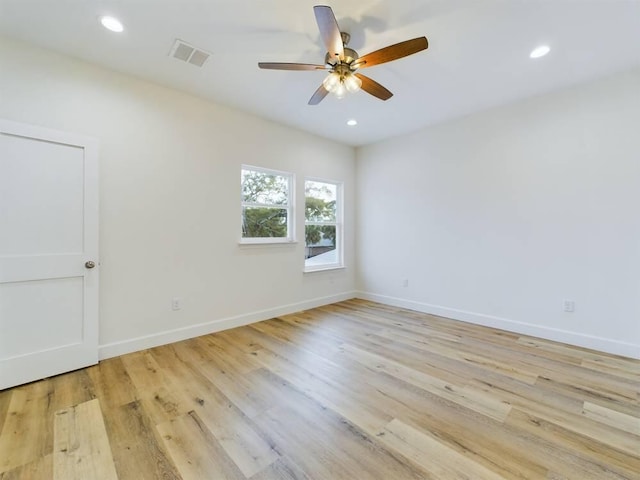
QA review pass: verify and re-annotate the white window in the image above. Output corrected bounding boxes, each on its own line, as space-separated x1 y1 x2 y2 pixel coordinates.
241 166 294 243
305 179 343 271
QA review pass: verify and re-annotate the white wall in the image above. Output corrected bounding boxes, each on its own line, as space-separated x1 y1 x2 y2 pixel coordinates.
0 37 357 358
356 68 640 358
2 36 638 361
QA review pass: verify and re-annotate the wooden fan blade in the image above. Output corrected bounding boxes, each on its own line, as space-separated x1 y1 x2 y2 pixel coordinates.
313 5 344 62
258 62 327 71
355 37 428 68
308 84 329 105
355 73 393 101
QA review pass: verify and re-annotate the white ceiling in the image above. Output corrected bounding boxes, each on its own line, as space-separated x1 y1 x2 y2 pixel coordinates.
1 0 639 146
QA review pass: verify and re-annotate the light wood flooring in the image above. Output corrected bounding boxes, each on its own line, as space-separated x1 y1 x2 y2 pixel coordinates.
1 299 639 479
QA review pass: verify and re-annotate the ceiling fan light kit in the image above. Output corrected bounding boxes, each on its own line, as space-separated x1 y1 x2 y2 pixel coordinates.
322 68 362 97
258 5 429 105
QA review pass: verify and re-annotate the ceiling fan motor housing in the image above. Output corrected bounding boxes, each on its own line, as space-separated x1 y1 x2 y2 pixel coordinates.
325 47 359 67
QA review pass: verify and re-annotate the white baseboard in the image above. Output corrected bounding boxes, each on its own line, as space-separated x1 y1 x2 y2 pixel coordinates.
356 291 640 360
99 291 358 360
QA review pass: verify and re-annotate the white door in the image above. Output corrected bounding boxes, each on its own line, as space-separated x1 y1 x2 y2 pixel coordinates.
0 119 99 390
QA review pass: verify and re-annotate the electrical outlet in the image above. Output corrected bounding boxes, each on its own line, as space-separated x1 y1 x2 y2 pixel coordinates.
563 299 575 313
402 278 409 288
172 297 182 311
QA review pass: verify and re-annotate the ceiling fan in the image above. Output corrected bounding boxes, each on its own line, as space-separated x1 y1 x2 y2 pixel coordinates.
258 5 429 105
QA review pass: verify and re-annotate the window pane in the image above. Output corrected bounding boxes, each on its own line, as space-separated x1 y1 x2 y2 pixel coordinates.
305 181 336 222
242 207 288 238
305 225 336 265
242 169 289 205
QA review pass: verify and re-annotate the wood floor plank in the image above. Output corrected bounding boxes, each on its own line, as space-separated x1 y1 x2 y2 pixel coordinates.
151 344 280 477
250 368 428 480
536 367 637 408
49 370 96 413
581 357 640 382
517 336 637 371
53 399 118 480
173 334 264 380
120 351 188 424
377 418 508 479
195 405 279 478
102 400 181 480
535 375 639 417
520 393 640 456
448 329 638 405
247 338 393 434
85 357 137 412
156 411 245 480
506 407 640 480
378 327 541 384
214 327 267 355
582 401 640 436
250 317 345 362
191 354 275 419
341 342 513 422
0 455 52 480
0 381 54 473
0 390 11 439
350 367 551 479
318 302 463 344
2 299 638 479
247 456 312 480
193 334 263 373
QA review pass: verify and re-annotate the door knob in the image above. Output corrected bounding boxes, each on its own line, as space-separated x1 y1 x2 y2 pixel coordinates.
85 261 96 269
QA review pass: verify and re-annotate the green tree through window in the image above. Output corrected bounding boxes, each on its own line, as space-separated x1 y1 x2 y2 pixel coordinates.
305 179 342 270
241 167 293 242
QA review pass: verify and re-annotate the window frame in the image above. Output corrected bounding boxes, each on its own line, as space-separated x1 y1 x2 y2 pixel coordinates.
240 165 295 244
303 177 344 272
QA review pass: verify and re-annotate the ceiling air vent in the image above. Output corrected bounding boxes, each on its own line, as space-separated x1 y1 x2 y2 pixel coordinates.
169 39 211 67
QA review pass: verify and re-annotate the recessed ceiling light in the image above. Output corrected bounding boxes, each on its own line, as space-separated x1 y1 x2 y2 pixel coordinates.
346 119 358 126
100 16 124 33
530 45 550 59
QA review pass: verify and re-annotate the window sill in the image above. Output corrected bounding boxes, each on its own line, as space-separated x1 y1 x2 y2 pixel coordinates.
303 265 345 274
238 240 298 250
238 240 298 248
